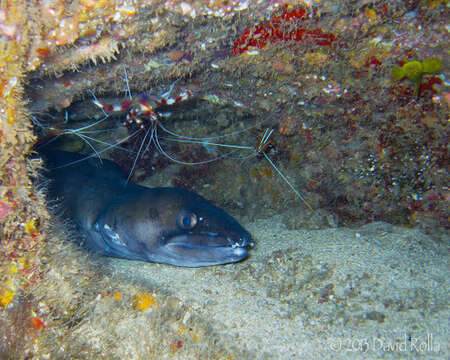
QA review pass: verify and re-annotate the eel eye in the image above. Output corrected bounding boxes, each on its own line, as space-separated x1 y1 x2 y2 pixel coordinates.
177 211 198 230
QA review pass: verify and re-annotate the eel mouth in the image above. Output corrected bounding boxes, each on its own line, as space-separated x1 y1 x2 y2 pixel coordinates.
96 218 254 266
156 232 253 267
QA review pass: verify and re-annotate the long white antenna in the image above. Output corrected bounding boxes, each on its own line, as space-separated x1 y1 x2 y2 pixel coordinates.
262 152 313 211
123 65 132 100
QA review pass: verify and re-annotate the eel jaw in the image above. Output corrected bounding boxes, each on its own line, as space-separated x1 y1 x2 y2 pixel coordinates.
150 232 253 267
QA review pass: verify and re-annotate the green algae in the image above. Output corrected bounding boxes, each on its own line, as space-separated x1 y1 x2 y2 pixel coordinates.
390 57 442 98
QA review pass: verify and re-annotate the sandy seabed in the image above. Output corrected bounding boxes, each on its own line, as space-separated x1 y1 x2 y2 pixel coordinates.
101 217 448 359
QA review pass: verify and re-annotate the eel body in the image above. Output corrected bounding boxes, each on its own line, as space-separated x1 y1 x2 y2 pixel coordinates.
43 151 253 267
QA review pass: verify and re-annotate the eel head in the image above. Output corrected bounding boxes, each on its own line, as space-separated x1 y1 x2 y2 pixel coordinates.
95 187 253 267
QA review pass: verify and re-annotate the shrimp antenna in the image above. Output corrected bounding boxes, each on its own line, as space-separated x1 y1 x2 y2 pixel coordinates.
123 65 132 100
257 128 313 211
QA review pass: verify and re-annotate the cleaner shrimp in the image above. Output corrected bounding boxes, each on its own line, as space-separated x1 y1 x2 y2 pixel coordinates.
35 68 313 210
35 68 256 182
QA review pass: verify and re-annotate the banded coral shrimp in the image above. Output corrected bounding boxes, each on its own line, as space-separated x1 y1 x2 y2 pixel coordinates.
33 69 258 182
34 68 313 211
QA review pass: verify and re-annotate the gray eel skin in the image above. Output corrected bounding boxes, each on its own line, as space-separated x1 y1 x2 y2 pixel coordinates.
42 150 253 267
